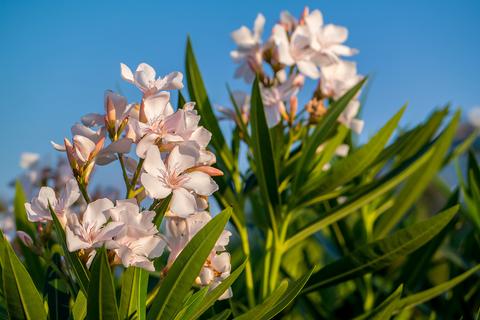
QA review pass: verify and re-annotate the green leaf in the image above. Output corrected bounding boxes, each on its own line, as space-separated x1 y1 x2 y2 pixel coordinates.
13 181 45 289
208 310 232 320
185 37 233 172
119 267 148 320
302 105 405 196
153 195 171 227
87 248 119 320
303 205 458 292
285 146 434 249
13 181 35 238
293 78 367 193
173 287 208 320
0 231 47 320
177 90 186 108
147 208 232 320
72 291 87 320
185 259 247 320
397 264 480 311
250 77 281 220
49 204 90 295
235 270 313 320
354 285 403 320
375 111 460 238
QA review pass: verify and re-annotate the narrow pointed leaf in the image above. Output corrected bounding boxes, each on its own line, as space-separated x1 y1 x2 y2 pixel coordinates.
286 147 434 248
235 270 313 320
303 206 458 292
72 291 87 320
354 285 403 320
302 105 405 195
87 248 119 320
185 37 233 171
293 78 367 193
397 264 480 311
147 208 232 320
250 77 280 218
0 231 47 320
49 204 90 295
375 111 460 238
119 267 148 320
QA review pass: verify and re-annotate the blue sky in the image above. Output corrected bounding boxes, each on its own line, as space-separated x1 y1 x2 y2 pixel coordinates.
1 0 479 196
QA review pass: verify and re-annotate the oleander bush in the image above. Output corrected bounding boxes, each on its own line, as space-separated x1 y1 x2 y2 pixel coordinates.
0 7 479 320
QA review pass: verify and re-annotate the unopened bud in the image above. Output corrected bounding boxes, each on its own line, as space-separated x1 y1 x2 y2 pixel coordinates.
190 166 224 176
106 95 116 124
289 96 298 125
17 231 33 247
64 138 78 172
299 7 309 25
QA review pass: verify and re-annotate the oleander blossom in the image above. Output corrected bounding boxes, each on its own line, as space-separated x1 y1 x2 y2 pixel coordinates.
21 61 233 300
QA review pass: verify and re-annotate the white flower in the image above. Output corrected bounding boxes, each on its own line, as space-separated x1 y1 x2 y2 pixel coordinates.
320 60 362 99
230 13 265 83
65 198 123 253
272 24 320 79
279 10 298 33
165 212 231 265
261 75 304 127
25 178 80 224
303 10 358 66
196 252 233 300
141 145 218 217
120 63 183 97
105 199 165 271
128 91 178 158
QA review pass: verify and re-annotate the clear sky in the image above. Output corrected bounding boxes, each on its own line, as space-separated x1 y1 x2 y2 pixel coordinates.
1 0 479 196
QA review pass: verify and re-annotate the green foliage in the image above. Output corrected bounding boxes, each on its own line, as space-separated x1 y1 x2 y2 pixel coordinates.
0 231 46 320
0 37 478 320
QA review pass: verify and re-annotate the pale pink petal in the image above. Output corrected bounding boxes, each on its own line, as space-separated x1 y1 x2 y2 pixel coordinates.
81 113 105 127
143 145 166 176
66 226 91 251
170 188 197 217
183 171 218 196
167 146 196 175
51 141 66 152
143 91 171 121
82 198 114 230
120 63 135 83
141 173 172 199
136 134 159 159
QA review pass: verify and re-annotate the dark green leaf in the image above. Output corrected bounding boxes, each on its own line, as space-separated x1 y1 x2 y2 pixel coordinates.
375 111 459 238
87 248 119 320
304 206 458 292
119 267 148 320
293 78 367 193
250 77 281 220
354 285 403 320
302 105 405 196
0 231 47 320
185 37 233 172
235 270 312 320
147 208 232 320
49 204 90 295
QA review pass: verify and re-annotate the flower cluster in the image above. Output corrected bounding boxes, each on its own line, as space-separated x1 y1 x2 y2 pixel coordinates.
228 7 364 140
23 63 232 298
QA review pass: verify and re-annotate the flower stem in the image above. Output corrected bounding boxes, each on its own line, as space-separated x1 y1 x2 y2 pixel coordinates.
238 227 256 308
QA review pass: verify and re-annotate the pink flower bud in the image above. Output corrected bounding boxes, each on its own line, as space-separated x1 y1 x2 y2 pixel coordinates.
17 231 33 247
191 166 224 177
